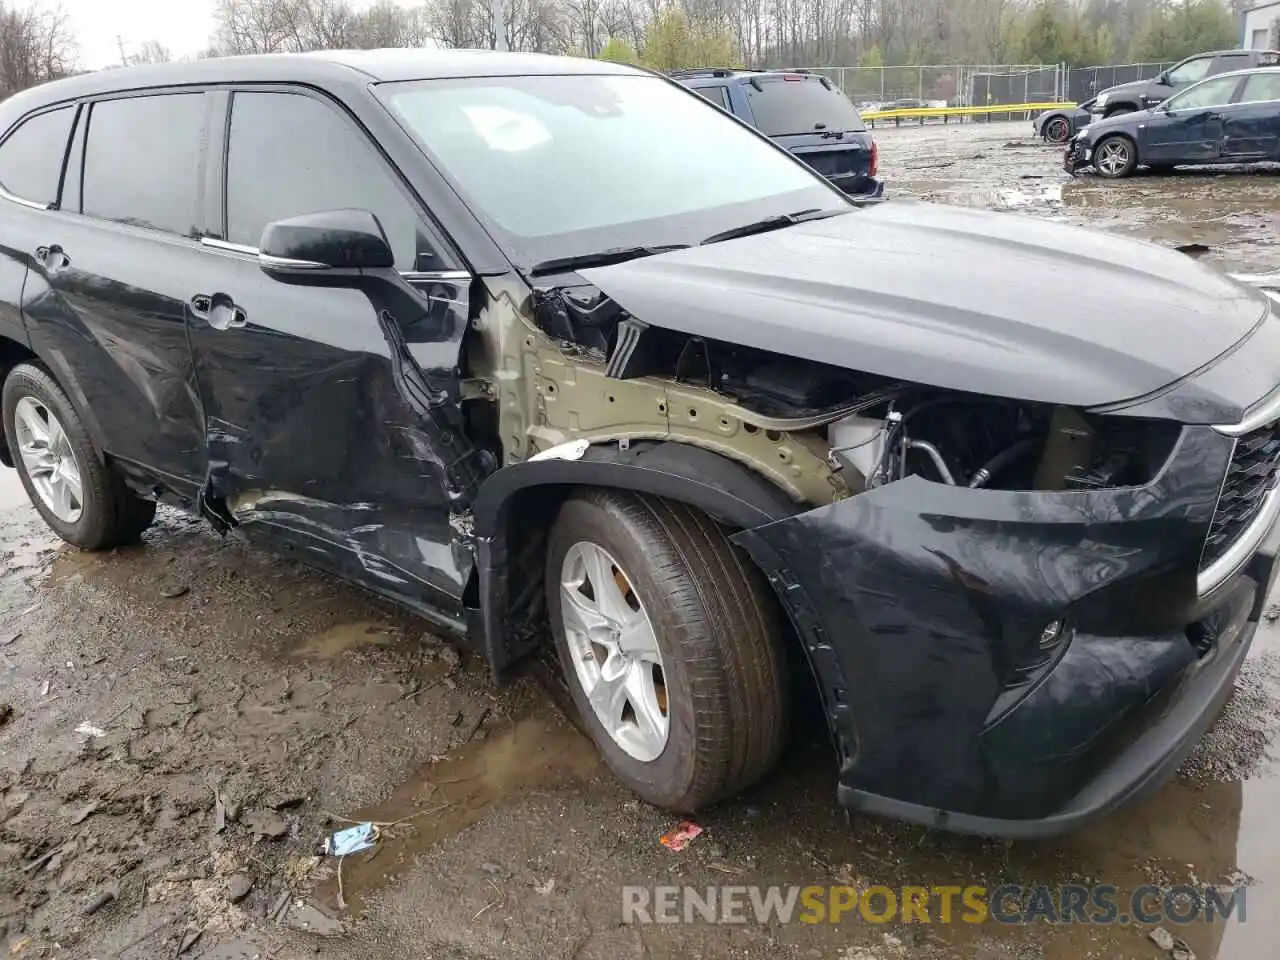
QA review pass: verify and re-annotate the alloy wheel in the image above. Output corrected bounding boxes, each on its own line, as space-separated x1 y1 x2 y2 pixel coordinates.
559 541 669 762
12 396 84 523
1046 118 1069 143
1096 140 1131 176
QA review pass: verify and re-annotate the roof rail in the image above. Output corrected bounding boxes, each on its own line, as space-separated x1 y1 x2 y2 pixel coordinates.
667 67 736 79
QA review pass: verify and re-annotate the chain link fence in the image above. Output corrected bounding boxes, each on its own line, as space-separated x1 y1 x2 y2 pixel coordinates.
794 64 1067 108
1066 62 1174 102
794 61 1177 111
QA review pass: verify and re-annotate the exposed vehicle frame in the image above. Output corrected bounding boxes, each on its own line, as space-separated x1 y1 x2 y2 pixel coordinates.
3 51 1280 840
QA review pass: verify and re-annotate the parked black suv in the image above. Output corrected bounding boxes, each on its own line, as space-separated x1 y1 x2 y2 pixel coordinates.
673 68 883 199
1091 48 1280 118
2 51 1278 838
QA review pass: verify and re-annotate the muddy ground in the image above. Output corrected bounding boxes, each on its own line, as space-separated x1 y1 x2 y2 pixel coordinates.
3 120 1280 960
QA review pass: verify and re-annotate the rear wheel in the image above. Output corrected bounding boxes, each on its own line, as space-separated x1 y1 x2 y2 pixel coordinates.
1094 135 1137 178
546 490 788 812
2 363 155 549
1044 117 1070 144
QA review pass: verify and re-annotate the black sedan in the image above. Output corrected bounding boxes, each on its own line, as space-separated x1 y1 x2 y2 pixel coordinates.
1066 66 1280 178
1034 97 1095 143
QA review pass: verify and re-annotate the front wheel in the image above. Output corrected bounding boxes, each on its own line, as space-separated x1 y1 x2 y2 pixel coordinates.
547 490 788 812
2 363 155 549
1094 135 1138 178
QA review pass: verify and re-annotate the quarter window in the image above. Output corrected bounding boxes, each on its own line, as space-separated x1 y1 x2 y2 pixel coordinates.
0 106 74 205
1240 72 1280 103
697 86 730 110
81 94 204 236
225 91 441 271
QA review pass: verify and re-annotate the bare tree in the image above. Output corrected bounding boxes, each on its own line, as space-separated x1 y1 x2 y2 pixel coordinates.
0 1 77 99
203 0 1240 73
129 39 173 64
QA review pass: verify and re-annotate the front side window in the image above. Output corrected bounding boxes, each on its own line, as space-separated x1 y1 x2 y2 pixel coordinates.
379 73 844 266
0 106 74 205
1166 57 1214 85
1166 75 1242 110
225 91 441 271
81 94 204 235
1240 72 1280 103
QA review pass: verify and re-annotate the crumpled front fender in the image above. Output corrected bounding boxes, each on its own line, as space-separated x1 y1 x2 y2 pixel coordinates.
730 424 1234 822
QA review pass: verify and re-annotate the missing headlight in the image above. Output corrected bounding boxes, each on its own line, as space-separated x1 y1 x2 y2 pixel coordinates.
826 392 1180 493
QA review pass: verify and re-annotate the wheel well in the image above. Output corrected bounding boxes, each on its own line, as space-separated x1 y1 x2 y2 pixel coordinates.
1096 131 1137 150
0 337 37 467
492 481 823 726
1103 104 1136 118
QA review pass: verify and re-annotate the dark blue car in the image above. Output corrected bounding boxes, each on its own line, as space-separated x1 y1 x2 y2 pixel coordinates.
673 68 884 199
1065 66 1280 178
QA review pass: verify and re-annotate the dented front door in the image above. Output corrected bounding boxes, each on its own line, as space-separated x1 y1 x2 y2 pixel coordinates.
185 87 475 624
186 243 473 622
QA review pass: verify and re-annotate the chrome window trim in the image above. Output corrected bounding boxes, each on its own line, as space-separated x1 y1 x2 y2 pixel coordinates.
200 237 258 255
0 186 51 211
199 238 471 281
403 270 471 281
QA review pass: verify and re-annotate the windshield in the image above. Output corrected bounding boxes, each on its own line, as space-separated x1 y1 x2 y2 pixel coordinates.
743 76 867 136
378 73 846 267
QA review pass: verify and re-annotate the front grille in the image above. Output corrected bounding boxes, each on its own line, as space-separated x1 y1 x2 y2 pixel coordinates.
1202 422 1280 568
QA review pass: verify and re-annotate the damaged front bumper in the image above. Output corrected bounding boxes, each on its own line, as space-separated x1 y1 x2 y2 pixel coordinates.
1063 137 1091 174
732 424 1277 838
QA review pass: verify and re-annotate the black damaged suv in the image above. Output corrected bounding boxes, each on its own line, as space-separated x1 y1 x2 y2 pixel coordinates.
3 50 1279 838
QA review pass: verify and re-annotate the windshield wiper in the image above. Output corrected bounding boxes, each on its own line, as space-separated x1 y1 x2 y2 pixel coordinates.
701 208 846 246
528 244 690 277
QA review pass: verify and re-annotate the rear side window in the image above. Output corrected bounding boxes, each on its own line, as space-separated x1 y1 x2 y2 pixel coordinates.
0 106 74 205
81 94 204 236
1241 72 1280 102
745 78 866 136
225 91 440 271
696 86 730 111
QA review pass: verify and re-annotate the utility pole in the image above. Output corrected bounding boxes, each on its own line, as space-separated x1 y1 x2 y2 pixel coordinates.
116 35 128 66
492 0 508 51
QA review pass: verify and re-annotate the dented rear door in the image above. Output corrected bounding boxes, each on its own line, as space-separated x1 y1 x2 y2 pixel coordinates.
186 87 473 620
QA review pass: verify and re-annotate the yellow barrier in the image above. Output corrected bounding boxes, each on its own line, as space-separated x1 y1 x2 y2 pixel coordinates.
862 102 1076 122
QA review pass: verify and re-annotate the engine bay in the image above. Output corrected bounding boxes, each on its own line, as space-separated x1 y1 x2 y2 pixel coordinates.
531 286 1180 497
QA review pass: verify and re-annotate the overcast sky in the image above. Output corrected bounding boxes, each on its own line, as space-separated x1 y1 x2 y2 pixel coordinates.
49 0 423 70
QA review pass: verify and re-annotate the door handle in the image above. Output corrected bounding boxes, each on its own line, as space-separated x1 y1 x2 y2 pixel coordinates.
190 293 246 331
34 244 69 271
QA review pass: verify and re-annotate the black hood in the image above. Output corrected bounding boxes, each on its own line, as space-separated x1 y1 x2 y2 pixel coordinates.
1096 78 1153 102
580 202 1268 410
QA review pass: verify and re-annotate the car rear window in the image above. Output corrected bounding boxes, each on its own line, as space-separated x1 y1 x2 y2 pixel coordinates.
744 77 866 136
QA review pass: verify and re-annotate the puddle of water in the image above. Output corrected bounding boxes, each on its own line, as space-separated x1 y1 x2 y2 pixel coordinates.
292 621 398 660
317 712 599 911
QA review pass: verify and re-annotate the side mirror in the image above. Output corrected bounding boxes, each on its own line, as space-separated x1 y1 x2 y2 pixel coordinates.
259 209 394 278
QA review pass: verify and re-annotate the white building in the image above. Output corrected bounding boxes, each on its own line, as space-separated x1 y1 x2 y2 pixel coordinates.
1243 1 1280 49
